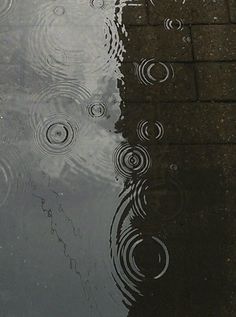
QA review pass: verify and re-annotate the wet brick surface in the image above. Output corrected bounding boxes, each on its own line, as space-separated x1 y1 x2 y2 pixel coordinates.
121 1 236 315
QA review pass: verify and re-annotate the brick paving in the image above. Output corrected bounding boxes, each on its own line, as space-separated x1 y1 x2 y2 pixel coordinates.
0 1 235 316
121 1 236 315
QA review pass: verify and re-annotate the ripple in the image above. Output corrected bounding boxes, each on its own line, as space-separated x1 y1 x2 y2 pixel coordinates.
0 158 12 207
26 1 126 79
53 6 65 16
130 179 148 219
113 143 151 179
0 0 14 21
30 82 121 183
30 81 90 130
90 0 105 9
134 59 175 85
0 146 29 208
146 178 186 220
111 227 169 305
137 120 164 142
87 102 107 118
164 18 184 31
35 114 78 156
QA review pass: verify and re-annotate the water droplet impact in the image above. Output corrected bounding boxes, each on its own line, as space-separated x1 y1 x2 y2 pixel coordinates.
26 2 126 79
133 235 169 280
53 6 65 16
170 163 178 171
113 143 151 179
35 115 78 156
111 227 169 304
164 18 184 31
88 102 106 118
137 120 164 141
0 0 14 21
134 59 174 85
30 82 90 130
90 0 105 9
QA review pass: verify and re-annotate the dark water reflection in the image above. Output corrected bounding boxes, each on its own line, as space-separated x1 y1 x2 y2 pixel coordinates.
0 0 233 316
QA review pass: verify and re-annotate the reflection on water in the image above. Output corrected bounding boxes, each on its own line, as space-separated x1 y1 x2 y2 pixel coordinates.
0 0 233 316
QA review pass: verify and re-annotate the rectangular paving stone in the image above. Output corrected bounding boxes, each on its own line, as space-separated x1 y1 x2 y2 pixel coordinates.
229 0 236 22
124 26 192 62
148 0 229 24
197 62 236 100
122 102 236 144
156 102 236 143
120 62 196 102
122 0 148 25
192 25 236 61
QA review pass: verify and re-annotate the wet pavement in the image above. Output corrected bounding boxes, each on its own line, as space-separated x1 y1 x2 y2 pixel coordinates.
0 0 235 316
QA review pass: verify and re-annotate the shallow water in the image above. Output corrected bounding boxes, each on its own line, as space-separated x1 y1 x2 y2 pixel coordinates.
0 0 235 316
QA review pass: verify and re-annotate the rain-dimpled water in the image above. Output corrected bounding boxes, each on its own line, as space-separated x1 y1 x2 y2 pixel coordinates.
0 0 235 316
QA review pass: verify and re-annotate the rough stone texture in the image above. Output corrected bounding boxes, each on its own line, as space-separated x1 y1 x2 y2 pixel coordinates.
122 0 148 25
124 26 192 62
155 102 236 143
1 0 236 316
229 0 236 22
119 102 236 144
192 25 236 61
121 2 236 314
147 0 229 25
197 62 236 100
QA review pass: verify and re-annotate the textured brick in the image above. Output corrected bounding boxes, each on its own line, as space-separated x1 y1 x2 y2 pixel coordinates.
197 62 236 100
120 62 196 102
122 0 148 25
121 102 236 144
192 25 236 61
148 0 229 24
229 0 236 22
156 102 236 143
124 26 192 62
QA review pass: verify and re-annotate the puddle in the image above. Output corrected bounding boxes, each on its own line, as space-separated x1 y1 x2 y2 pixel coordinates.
0 0 234 316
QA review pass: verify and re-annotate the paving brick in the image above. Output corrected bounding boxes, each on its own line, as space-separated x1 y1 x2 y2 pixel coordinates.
229 0 236 22
148 0 229 24
197 62 236 100
156 102 236 143
121 102 236 144
120 62 196 102
192 25 236 61
122 0 148 25
124 26 192 62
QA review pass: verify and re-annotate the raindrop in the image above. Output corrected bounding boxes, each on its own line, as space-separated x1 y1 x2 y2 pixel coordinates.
111 227 169 305
87 102 107 118
90 0 105 9
53 6 65 16
26 2 126 79
134 59 174 85
34 114 78 156
137 120 164 141
30 81 90 130
164 18 184 31
113 143 151 179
